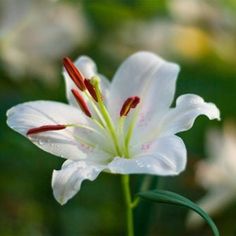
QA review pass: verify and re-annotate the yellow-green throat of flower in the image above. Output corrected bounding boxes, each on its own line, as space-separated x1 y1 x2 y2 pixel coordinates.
27 57 141 158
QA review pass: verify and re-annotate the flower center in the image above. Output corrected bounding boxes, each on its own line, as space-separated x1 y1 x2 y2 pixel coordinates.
27 57 140 158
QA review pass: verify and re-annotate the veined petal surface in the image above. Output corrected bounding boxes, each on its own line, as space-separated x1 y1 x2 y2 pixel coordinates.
159 94 220 136
6 101 108 161
108 135 186 176
108 51 180 123
52 160 105 205
137 94 220 143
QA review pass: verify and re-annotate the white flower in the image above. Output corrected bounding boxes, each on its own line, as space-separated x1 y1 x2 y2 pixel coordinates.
187 122 236 228
168 0 222 23
103 1 236 63
102 20 212 62
6 52 220 205
0 0 90 82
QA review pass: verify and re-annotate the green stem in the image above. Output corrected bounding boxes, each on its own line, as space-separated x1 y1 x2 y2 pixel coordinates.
122 175 134 236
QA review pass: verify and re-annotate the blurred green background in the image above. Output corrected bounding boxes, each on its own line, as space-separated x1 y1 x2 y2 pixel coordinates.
1 0 236 235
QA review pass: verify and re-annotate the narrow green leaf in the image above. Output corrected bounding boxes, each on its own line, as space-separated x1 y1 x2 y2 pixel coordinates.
138 190 220 236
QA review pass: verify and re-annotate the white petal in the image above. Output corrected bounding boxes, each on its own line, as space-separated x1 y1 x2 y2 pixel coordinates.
73 56 97 78
161 94 220 135
107 51 180 121
52 160 105 205
140 94 220 142
63 55 110 107
108 135 186 176
6 101 106 160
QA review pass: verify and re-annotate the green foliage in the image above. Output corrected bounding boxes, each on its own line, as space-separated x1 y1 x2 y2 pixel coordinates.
138 190 220 236
83 0 166 31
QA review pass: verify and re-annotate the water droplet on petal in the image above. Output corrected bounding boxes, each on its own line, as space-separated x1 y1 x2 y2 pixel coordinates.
38 140 44 145
136 160 144 168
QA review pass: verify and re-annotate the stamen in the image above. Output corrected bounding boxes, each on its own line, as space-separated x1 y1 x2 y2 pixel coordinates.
90 76 103 101
71 89 92 117
120 96 140 117
84 79 98 102
27 124 66 135
63 57 86 91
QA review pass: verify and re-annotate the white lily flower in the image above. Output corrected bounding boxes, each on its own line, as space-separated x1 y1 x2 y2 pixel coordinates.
0 0 90 82
168 0 222 23
6 52 220 205
187 122 236 228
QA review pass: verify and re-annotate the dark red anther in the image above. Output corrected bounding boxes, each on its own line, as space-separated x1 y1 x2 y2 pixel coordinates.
71 89 92 117
120 96 140 117
27 124 66 135
63 57 86 91
84 79 98 102
131 96 140 108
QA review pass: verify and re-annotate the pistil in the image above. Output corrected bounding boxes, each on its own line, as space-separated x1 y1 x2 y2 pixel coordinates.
84 79 98 102
91 76 122 156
